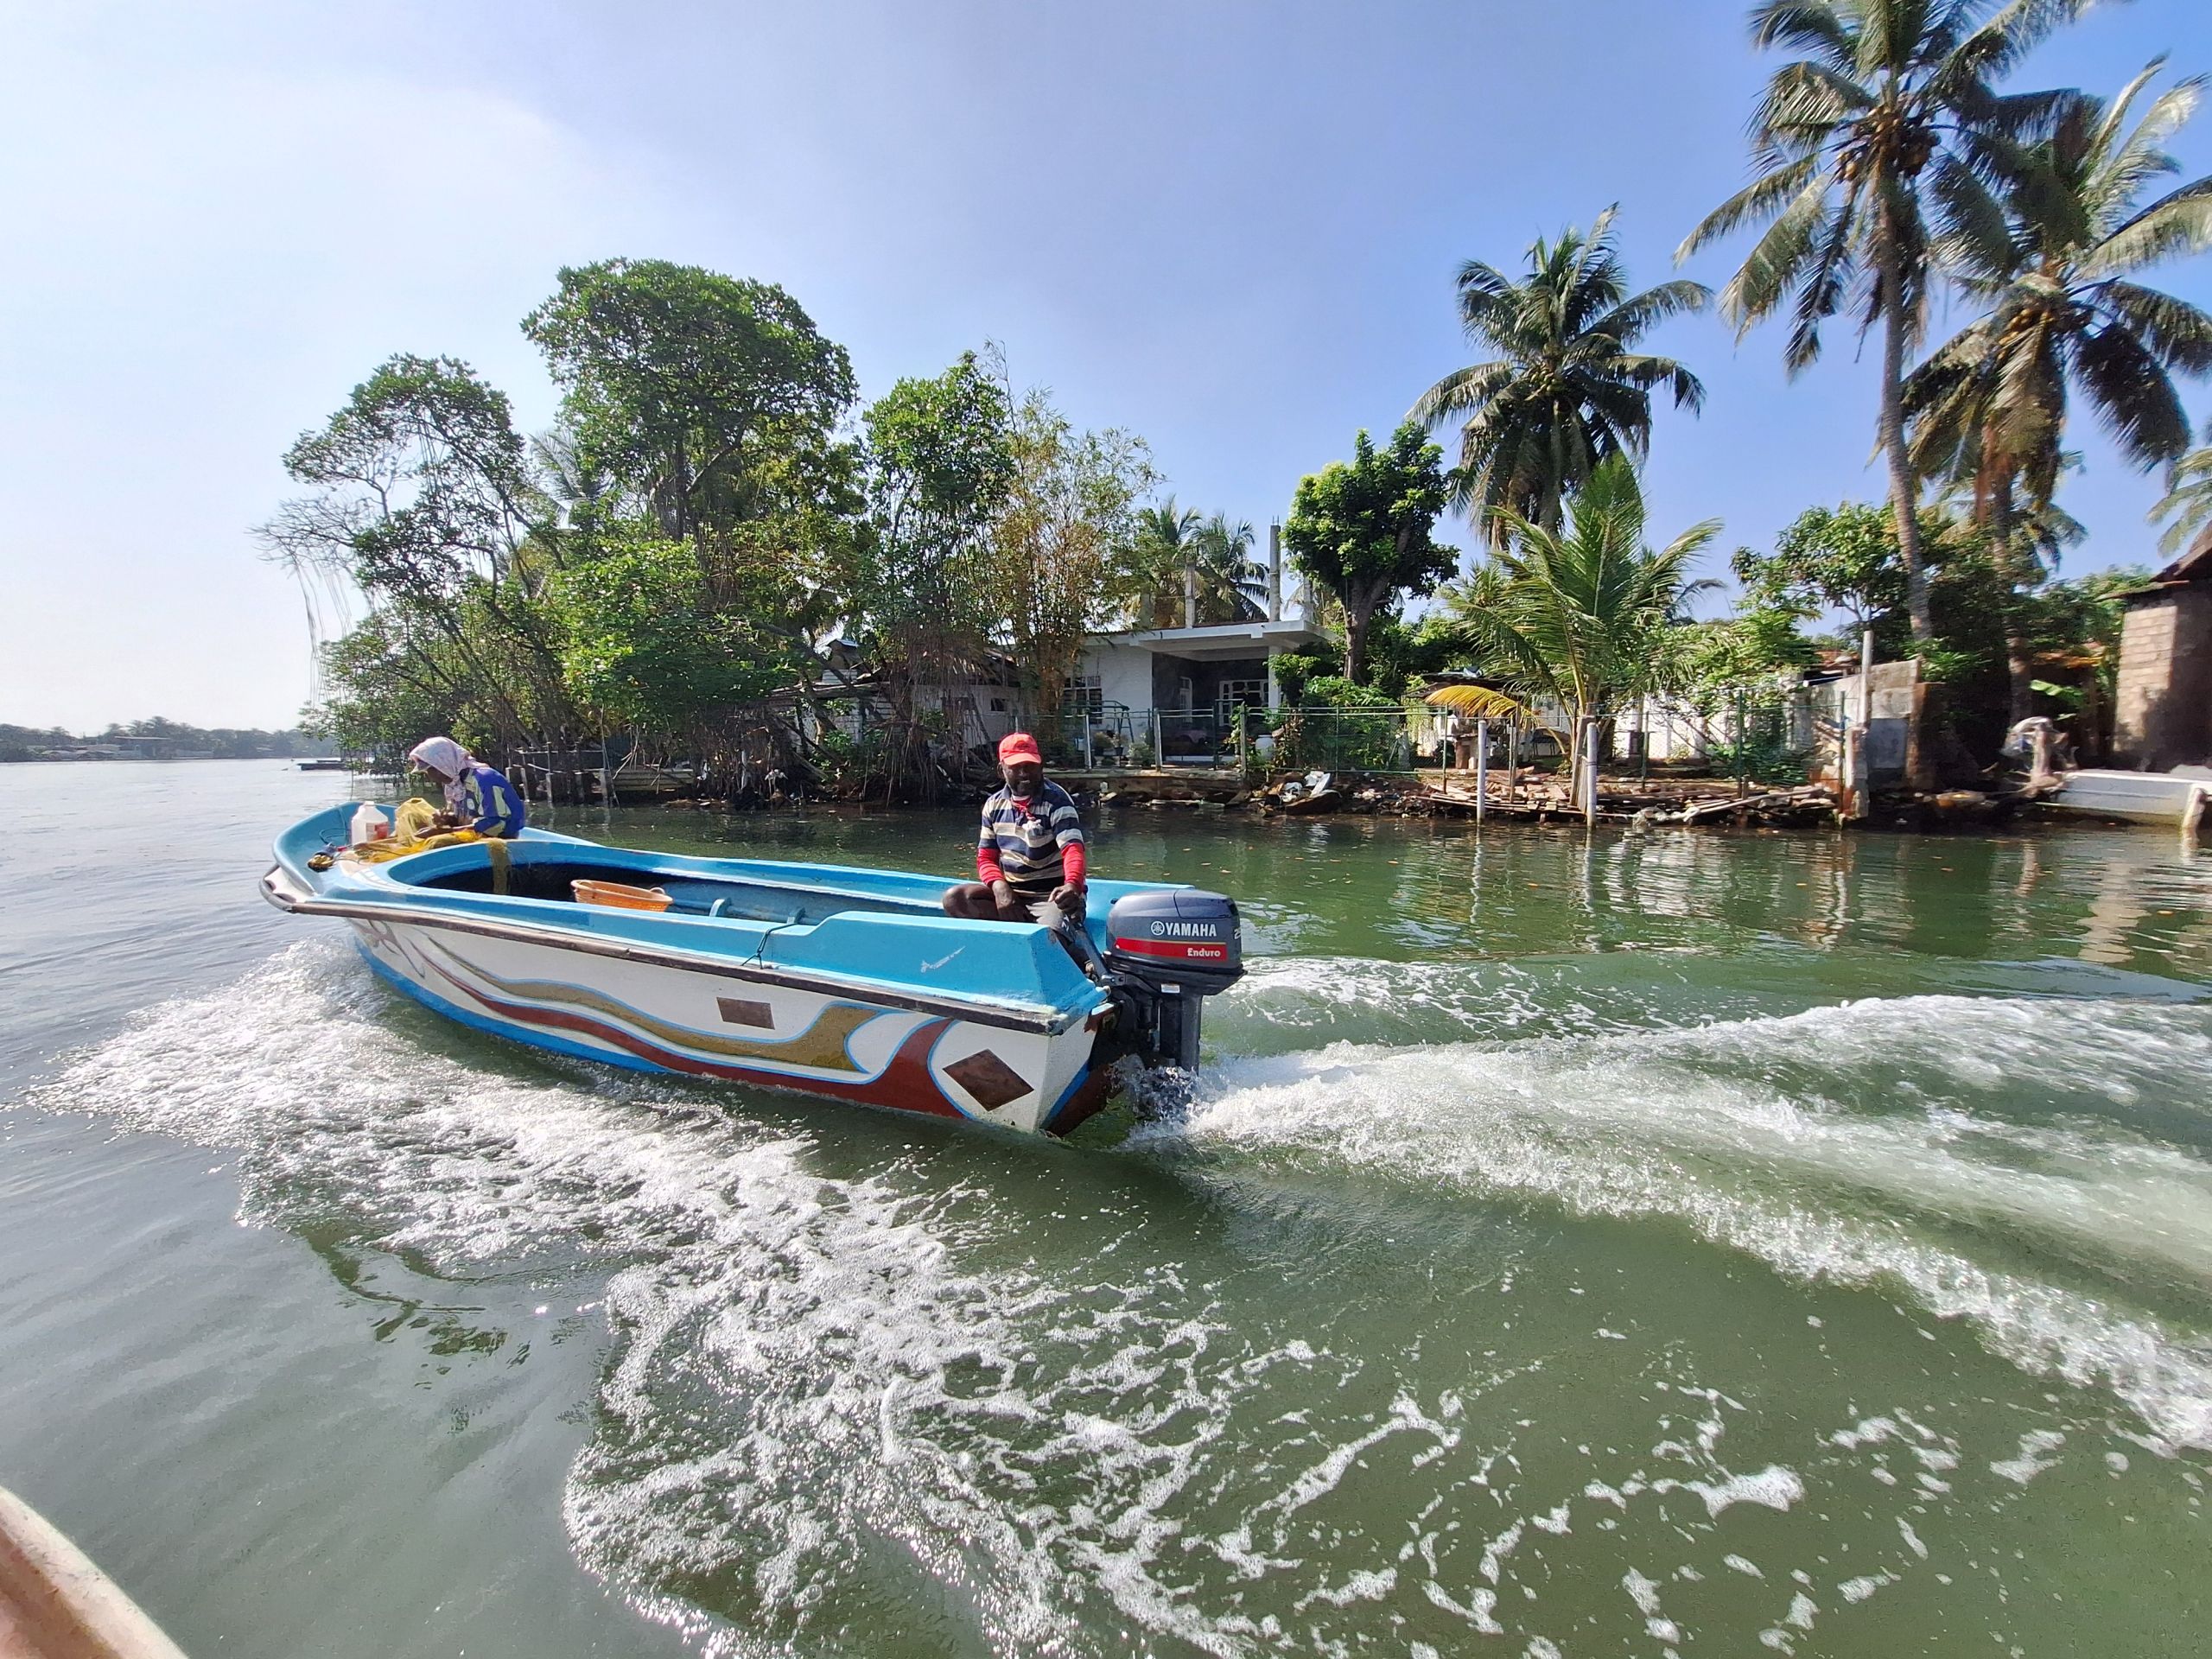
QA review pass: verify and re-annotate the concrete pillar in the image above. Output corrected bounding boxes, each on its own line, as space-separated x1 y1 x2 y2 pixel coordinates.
1582 719 1599 827
1266 645 1281 711
1473 720 1488 823
1184 564 1198 631
1268 523 1282 622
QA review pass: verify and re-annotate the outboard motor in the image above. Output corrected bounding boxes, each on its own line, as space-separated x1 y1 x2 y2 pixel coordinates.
1100 888 1245 1071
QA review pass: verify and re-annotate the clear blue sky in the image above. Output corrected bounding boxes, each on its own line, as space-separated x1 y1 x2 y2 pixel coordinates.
3 0 2209 730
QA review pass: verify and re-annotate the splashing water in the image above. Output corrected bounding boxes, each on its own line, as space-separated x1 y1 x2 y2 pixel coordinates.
10 776 2212 1656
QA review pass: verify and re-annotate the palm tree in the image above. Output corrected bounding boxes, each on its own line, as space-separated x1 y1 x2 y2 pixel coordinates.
1188 513 1268 623
1906 60 2212 715
1125 499 1202 626
1412 207 1707 543
1679 0 2096 645
2152 427 2212 553
1443 454 1720 802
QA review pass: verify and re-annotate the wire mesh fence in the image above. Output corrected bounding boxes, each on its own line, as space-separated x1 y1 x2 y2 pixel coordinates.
1053 703 1417 772
1262 707 1414 773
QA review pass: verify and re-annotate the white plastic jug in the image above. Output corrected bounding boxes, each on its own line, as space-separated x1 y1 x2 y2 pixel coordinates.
349 804 385 845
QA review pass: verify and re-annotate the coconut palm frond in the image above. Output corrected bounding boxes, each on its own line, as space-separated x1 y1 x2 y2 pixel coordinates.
1422 683 1537 723
2151 435 2212 554
1419 213 1705 543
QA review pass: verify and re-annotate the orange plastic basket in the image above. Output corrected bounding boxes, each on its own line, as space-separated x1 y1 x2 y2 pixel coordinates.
572 879 674 912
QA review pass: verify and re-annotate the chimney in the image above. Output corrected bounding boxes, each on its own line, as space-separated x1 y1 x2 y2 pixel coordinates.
1268 522 1282 622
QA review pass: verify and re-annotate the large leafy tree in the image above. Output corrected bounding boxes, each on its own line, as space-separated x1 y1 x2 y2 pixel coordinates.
1904 60 2212 715
549 532 800 735
994 393 1157 719
1680 0 2096 645
524 260 866 769
1445 454 1720 797
1411 208 1707 542
261 353 572 750
1284 423 1453 684
521 258 857 548
264 353 544 604
846 353 1017 791
1735 501 1910 636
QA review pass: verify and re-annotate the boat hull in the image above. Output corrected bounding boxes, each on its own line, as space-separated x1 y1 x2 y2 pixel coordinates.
2044 767 2212 826
345 909 1110 1135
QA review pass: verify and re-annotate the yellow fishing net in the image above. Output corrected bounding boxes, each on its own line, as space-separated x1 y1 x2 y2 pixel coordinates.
393 796 442 842
341 800 511 893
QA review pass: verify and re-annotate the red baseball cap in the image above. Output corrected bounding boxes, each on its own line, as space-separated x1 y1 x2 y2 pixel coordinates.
998 732 1043 766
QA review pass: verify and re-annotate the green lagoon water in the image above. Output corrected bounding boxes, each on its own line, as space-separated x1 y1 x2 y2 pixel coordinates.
3 761 2209 1656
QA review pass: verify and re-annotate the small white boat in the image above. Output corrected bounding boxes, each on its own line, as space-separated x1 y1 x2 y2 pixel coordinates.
264 805 1246 1135
2042 766 2212 827
0 1484 188 1658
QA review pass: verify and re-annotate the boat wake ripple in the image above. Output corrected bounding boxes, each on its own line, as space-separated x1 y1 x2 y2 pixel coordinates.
23 941 2212 1655
1165 979 2212 1452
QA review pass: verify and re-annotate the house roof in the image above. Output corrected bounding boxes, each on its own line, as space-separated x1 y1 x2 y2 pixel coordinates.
2151 523 2212 586
1090 619 1322 661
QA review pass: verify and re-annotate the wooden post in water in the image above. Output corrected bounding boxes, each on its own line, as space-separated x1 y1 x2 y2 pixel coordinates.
1473 719 1488 823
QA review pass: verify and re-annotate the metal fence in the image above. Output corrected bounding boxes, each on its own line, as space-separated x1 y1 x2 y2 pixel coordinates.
1262 707 1413 773
1052 704 1416 772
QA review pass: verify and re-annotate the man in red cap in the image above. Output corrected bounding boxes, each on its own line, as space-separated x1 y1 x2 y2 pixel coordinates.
942 731 1090 922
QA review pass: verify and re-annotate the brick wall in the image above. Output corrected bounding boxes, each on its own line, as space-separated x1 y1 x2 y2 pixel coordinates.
2113 588 2212 767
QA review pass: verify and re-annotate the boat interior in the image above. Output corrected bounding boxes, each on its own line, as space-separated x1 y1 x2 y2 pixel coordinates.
397 851 948 925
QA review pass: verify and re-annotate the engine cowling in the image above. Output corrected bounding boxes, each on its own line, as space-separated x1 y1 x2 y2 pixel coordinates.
1104 888 1243 994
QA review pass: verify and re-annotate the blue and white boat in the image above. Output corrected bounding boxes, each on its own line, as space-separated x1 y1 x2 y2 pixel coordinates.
263 804 1244 1135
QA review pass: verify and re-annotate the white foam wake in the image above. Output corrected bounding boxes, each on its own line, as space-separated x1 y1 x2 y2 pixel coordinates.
1150 992 2212 1449
28 943 2212 1656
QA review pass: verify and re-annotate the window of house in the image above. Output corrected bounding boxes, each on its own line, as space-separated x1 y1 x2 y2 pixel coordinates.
1063 676 1103 715
989 697 1007 713
1217 678 1268 711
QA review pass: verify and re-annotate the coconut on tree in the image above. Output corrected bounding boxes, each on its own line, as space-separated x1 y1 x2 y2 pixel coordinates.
1411 207 1707 543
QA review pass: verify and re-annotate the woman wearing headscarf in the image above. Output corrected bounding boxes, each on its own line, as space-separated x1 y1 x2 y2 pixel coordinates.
406 736 525 837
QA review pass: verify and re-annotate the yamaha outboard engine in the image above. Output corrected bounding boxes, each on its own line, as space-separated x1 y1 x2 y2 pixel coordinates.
1100 888 1245 1071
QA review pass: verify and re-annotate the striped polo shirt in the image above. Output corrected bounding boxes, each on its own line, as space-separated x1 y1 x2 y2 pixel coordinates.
977 780 1084 891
